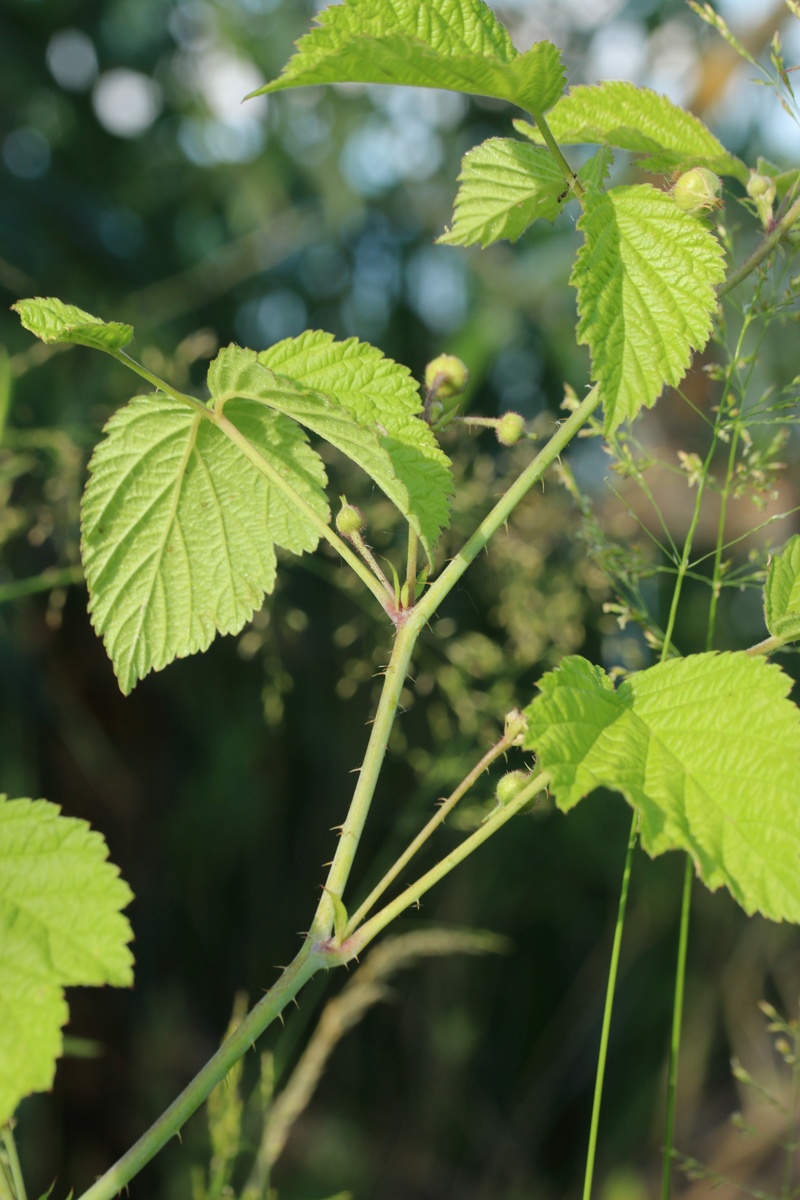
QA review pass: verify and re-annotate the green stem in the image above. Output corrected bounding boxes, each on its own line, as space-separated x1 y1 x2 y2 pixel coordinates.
705 425 740 650
416 385 601 627
343 716 526 938
0 1127 26 1200
582 812 637 1200
341 773 549 960
660 856 693 1200
0 565 84 605
405 528 419 606
309 621 419 942
314 385 601 944
718 193 800 299
746 634 784 656
214 411 395 616
529 109 584 201
110 349 209 416
75 946 324 1200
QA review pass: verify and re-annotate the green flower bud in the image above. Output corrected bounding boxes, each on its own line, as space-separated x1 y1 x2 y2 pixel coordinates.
424 354 469 399
495 770 530 807
673 167 722 214
496 411 526 447
335 500 366 538
746 171 776 229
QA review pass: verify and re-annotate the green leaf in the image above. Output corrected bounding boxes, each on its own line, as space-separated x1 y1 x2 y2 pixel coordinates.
523 653 800 923
570 184 726 433
765 535 800 642
81 391 328 693
12 296 133 352
0 795 133 1124
438 138 568 248
248 0 565 114
514 81 747 181
258 333 453 558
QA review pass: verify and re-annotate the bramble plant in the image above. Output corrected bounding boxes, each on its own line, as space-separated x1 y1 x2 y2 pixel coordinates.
5 0 800 1197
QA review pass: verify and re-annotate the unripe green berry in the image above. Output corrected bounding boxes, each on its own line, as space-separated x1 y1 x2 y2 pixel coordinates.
424 354 469 399
495 770 529 807
336 500 366 538
496 411 525 447
673 167 722 214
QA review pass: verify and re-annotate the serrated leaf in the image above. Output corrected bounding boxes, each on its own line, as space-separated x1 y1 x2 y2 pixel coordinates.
570 184 726 433
577 144 614 192
81 392 328 693
12 296 133 352
765 535 800 642
514 81 747 181
438 138 568 248
523 653 800 923
248 0 565 114
258 332 452 557
0 795 133 1123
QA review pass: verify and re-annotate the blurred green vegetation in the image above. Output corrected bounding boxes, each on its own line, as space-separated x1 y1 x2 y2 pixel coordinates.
3 1 800 1198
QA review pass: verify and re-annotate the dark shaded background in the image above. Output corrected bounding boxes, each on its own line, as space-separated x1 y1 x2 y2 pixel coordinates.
3 1 800 1198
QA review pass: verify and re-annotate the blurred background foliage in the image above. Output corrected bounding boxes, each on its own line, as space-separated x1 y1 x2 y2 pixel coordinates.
3 0 800 1197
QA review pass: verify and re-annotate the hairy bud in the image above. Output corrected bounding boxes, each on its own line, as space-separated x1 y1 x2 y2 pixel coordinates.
335 500 366 538
496 411 526 447
424 354 469 399
673 167 722 214
746 171 776 229
495 770 530 807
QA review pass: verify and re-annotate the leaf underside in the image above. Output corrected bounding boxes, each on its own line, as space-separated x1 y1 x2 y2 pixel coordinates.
0 795 133 1124
439 138 568 248
12 296 133 352
248 0 565 113
515 80 746 181
523 653 800 924
765 534 800 642
570 184 726 433
81 392 328 694
257 332 453 557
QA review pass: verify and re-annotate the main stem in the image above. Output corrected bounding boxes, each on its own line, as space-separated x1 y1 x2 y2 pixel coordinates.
76 946 324 1200
73 383 602 1198
660 856 693 1200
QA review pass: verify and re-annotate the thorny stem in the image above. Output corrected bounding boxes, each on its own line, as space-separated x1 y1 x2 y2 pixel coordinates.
343 714 527 938
348 528 397 600
341 772 549 959
75 947 324 1200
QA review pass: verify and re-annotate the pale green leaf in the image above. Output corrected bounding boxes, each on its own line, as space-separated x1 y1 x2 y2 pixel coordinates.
514 81 747 181
248 0 565 114
570 184 726 433
577 144 614 192
765 534 800 642
438 138 568 248
258 332 453 557
12 296 133 352
0 795 133 1123
81 392 328 693
523 654 800 923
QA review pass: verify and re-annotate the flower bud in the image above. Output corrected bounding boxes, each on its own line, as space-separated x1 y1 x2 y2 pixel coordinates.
424 354 469 399
495 770 530 807
673 167 722 214
335 500 366 538
496 411 526 447
746 171 776 229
